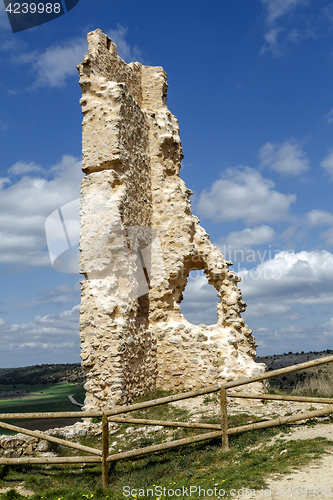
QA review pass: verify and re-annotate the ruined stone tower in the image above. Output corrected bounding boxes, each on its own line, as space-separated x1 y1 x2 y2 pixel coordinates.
78 29 266 411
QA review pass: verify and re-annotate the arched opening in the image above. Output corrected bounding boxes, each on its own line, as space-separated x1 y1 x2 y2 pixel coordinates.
179 270 219 325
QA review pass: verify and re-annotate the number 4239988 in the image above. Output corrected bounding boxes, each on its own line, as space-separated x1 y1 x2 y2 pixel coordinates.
5 3 62 14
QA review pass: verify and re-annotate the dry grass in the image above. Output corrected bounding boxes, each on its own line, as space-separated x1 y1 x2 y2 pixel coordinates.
292 373 333 398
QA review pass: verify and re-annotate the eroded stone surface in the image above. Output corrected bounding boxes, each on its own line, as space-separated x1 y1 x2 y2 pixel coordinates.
78 29 266 411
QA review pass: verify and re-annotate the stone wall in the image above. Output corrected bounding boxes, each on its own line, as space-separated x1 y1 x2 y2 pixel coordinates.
78 29 266 411
0 422 102 458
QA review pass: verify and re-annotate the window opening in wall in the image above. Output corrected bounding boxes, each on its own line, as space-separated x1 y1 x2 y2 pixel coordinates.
180 270 218 325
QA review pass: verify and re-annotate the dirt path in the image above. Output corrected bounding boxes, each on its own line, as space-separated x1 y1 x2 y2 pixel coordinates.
265 453 333 498
264 424 333 499
230 423 333 499
173 397 333 499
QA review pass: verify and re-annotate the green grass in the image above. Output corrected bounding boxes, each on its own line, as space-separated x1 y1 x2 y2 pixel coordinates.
0 382 85 435
0 390 332 499
0 430 331 499
0 382 82 395
1 398 82 414
0 382 84 410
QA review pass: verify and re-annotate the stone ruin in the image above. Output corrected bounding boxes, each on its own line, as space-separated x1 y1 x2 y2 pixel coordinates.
77 29 266 411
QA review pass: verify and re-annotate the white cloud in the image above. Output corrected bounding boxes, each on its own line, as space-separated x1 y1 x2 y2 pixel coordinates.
0 178 11 189
320 228 333 247
0 306 80 367
107 25 143 63
302 214 333 247
1 155 82 216
261 0 309 25
261 28 283 55
8 161 44 176
196 167 295 225
306 209 333 226
260 0 310 55
245 302 292 318
321 149 333 181
220 226 276 250
9 26 141 89
217 226 276 264
261 26 313 56
259 139 310 175
30 26 142 88
254 322 333 355
0 155 82 267
323 317 333 333
24 282 81 308
237 249 333 354
327 109 333 124
239 250 333 304
30 38 87 88
180 271 219 325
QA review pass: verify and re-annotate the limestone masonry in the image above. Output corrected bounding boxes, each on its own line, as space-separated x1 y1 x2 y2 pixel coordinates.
78 29 266 411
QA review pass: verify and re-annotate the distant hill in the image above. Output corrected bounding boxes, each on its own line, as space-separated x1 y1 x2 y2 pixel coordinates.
0 363 85 386
256 348 333 370
1 349 332 389
256 349 333 393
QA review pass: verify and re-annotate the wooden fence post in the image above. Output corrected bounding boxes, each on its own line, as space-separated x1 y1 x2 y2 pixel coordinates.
102 414 109 488
220 388 229 451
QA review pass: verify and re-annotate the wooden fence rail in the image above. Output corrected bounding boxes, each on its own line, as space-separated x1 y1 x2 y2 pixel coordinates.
0 354 332 487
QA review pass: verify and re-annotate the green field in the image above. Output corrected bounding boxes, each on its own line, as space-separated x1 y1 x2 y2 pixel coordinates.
0 382 85 434
0 382 85 410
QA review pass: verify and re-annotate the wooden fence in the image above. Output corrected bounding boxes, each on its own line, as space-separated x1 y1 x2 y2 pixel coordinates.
0 354 333 487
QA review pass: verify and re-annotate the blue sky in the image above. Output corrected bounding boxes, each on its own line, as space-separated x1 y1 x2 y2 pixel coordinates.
1 0 333 367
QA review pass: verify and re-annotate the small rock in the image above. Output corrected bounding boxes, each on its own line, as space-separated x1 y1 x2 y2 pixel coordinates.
37 440 50 452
